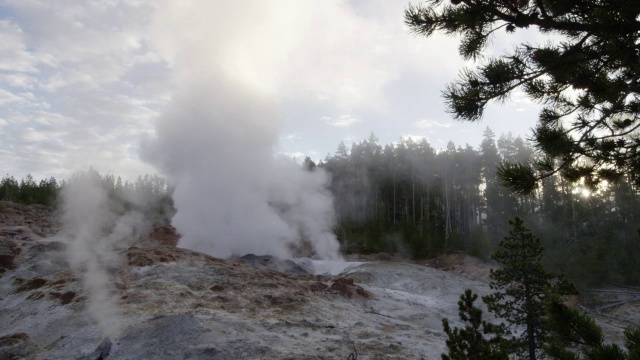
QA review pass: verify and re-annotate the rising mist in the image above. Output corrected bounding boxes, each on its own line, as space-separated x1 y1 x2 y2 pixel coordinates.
142 1 342 259
57 171 148 335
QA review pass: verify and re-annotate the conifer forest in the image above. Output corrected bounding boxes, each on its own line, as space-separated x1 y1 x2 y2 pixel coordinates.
319 129 640 287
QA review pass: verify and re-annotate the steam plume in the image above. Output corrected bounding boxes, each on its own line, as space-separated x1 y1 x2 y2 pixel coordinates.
143 1 342 259
58 171 147 335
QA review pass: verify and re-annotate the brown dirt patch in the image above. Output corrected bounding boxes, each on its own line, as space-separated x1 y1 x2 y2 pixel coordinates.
422 253 493 283
126 245 227 267
0 333 29 347
148 223 180 247
49 291 77 305
306 276 370 299
0 201 59 236
26 291 45 301
14 277 48 293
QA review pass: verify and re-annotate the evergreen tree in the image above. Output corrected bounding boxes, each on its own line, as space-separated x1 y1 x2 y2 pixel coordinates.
320 132 640 282
0 174 59 205
405 0 640 194
544 298 640 360
483 217 576 360
441 289 510 360
302 156 317 172
479 128 509 242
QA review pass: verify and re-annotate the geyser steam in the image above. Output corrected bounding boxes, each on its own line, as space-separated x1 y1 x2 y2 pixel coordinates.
143 1 341 259
58 171 147 335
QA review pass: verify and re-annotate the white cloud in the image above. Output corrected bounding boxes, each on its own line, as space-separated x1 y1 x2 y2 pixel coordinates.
0 73 37 89
0 0 539 183
0 19 40 73
399 134 426 143
0 88 27 106
32 111 78 127
282 133 301 141
341 136 356 147
278 151 306 160
0 0 171 181
323 114 361 127
19 127 46 142
41 70 95 92
414 119 452 129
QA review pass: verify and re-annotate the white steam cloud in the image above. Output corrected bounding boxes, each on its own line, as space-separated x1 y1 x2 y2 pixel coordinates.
143 1 344 259
58 171 148 335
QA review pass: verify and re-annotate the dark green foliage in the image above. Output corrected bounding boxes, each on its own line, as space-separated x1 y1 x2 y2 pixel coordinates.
321 131 640 286
496 162 537 195
545 299 604 359
483 217 577 360
441 218 640 359
441 289 509 360
323 134 486 258
625 327 640 360
545 298 640 360
0 174 59 206
405 0 640 193
0 171 174 221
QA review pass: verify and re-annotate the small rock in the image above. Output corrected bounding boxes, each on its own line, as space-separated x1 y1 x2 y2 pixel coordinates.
309 281 328 292
87 337 112 360
0 240 18 270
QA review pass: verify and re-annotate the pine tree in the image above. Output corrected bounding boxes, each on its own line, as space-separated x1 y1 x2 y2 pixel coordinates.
405 0 640 194
545 298 640 360
441 289 510 360
482 217 576 360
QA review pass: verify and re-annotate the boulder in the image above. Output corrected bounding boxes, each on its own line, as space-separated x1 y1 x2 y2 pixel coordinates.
0 240 18 270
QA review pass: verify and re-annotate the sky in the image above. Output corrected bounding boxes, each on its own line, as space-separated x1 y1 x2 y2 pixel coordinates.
0 0 543 182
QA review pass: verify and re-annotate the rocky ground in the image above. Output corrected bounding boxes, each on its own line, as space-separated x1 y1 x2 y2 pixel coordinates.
0 200 638 359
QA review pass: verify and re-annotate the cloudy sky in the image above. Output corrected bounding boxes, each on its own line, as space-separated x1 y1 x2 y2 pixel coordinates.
0 0 541 182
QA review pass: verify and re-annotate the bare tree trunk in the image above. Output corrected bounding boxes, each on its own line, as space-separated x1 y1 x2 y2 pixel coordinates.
420 197 424 238
393 169 396 227
412 168 416 228
444 163 451 248
361 168 367 223
525 282 537 360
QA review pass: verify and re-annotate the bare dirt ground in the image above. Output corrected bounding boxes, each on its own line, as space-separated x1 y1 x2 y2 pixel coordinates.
1 200 638 359
421 253 494 284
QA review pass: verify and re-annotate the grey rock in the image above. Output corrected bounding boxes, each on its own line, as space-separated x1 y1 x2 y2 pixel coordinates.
86 337 111 360
238 254 309 275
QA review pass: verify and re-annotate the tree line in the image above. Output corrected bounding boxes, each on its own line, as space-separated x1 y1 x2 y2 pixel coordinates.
0 170 174 221
318 129 640 286
3 130 639 286
0 174 59 206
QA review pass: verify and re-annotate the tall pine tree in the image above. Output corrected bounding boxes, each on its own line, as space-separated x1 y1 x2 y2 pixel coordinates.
483 217 576 360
